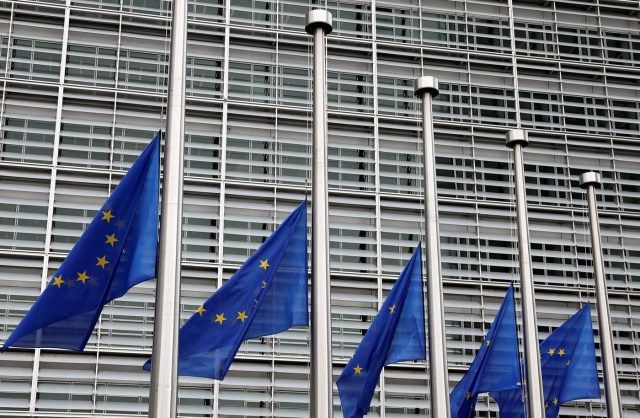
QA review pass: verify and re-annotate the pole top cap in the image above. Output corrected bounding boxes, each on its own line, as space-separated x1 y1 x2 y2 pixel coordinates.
579 172 601 188
306 9 333 35
505 129 529 148
414 76 439 97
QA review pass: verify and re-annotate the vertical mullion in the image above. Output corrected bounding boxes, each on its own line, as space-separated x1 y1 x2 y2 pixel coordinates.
0 2 14 133
370 2 387 417
212 3 232 416
508 0 521 126
28 0 72 414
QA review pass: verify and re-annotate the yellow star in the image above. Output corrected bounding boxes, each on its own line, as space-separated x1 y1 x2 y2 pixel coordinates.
254 299 259 306
486 340 491 347
558 348 565 356
466 392 472 401
52 275 65 288
566 359 571 366
195 305 206 316
389 304 396 314
101 209 115 222
260 259 270 271
96 255 110 269
105 233 118 246
547 348 555 356
261 280 267 289
553 398 558 406
545 402 549 409
353 364 363 375
214 313 226 325
76 271 90 284
237 311 248 322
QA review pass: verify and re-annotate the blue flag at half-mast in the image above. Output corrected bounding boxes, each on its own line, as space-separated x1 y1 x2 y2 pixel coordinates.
144 201 308 380
449 284 521 418
491 304 600 418
337 245 425 418
2 133 160 351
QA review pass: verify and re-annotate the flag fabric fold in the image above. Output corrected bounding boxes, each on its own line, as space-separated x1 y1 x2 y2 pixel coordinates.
491 304 600 418
337 245 425 418
450 283 521 418
2 133 160 351
144 201 308 380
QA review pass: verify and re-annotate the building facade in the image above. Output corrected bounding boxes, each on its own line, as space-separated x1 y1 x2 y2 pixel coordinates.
0 0 639 416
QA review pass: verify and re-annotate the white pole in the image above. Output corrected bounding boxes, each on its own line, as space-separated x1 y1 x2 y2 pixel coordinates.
414 76 451 417
506 130 546 418
579 172 622 418
305 9 334 418
148 0 187 415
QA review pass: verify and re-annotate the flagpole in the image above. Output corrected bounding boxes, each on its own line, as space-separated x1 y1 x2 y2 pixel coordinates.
505 129 546 418
414 76 451 417
579 172 623 418
148 0 187 414
305 10 334 418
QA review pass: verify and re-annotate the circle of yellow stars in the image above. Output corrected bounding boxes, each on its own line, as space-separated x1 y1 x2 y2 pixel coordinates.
543 346 571 409
51 208 120 289
193 258 273 330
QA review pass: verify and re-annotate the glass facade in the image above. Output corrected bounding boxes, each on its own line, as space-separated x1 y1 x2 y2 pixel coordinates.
0 0 639 416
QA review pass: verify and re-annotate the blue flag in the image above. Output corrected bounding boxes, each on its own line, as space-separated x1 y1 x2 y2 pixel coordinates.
2 133 160 351
450 284 521 418
337 245 425 418
144 201 308 379
491 304 600 418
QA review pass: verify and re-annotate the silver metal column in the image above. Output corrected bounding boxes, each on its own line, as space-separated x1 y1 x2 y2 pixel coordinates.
148 0 187 415
579 172 622 418
414 76 451 417
305 10 334 418
506 130 545 418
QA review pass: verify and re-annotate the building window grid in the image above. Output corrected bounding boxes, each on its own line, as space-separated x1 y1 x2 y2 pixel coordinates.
186 38 225 99
0 92 58 164
181 184 221 263
327 40 375 113
0 1 639 416
378 124 423 195
328 197 377 274
9 37 63 83
65 21 120 89
375 5 421 45
0 255 44 354
188 0 225 24
183 106 223 179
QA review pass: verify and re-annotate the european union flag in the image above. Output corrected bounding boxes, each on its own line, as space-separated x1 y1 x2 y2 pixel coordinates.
2 133 160 351
144 200 308 379
491 304 600 418
337 245 425 418
450 284 521 418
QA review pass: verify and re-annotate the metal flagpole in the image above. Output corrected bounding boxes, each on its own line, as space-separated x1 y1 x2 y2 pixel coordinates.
579 172 623 418
505 129 546 418
148 0 187 414
414 76 451 417
305 9 334 418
